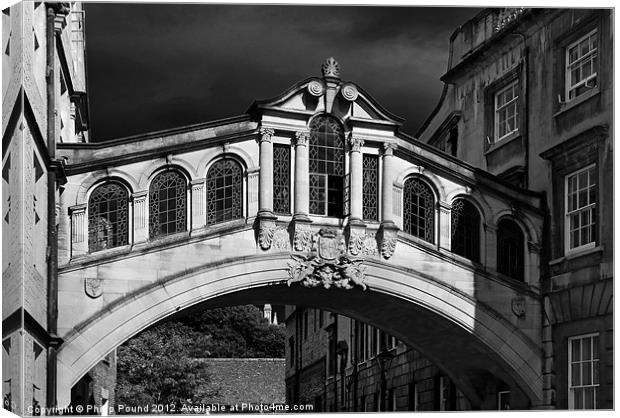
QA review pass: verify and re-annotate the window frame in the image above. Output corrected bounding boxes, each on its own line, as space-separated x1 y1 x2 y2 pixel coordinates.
205 158 244 226
564 164 597 254
148 169 188 239
451 198 482 263
565 29 599 102
402 176 436 244
568 333 600 409
308 115 346 217
87 181 130 253
494 80 520 142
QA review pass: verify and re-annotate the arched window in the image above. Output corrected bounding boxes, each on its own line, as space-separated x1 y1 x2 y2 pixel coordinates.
149 170 187 238
403 178 435 243
497 219 524 281
88 182 129 252
451 199 481 262
206 159 243 225
309 115 345 217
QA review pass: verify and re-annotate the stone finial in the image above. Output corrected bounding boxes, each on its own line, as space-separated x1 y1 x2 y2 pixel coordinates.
322 57 341 78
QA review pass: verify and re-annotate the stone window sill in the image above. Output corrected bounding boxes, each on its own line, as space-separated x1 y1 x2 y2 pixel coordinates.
553 87 600 118
549 245 603 267
484 131 521 156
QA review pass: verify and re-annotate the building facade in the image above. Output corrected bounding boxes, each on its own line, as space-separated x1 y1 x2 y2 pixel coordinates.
2 4 612 415
2 2 93 415
285 7 613 411
284 307 472 412
417 8 613 410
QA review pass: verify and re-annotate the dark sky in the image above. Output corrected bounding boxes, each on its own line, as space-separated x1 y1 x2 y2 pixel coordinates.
84 3 481 142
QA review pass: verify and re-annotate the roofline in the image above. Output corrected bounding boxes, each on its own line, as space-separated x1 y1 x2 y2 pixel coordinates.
248 77 405 125
58 114 253 149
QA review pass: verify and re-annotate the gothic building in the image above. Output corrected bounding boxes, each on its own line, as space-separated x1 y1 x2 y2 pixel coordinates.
1 4 613 415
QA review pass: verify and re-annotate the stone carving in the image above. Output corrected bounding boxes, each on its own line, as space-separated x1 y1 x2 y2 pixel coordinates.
288 229 366 290
341 83 359 101
307 80 325 97
381 235 397 259
293 225 313 252
272 227 291 250
258 224 275 250
349 136 364 152
84 277 103 299
321 57 341 78
511 296 526 317
295 131 309 146
259 127 275 142
348 232 378 256
494 8 526 32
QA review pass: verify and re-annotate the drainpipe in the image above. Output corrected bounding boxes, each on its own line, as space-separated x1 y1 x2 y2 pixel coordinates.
45 2 68 409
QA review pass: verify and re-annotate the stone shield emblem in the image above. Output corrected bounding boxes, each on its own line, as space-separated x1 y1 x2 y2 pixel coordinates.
316 229 346 260
85 277 103 299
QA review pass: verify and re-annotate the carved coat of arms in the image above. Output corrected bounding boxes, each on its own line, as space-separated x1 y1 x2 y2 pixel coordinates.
84 277 103 299
287 229 366 290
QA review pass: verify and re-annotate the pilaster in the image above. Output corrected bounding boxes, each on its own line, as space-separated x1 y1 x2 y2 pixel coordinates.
190 180 206 231
69 204 87 257
258 127 275 217
293 130 310 223
484 223 498 270
438 201 452 251
379 142 398 259
131 191 148 244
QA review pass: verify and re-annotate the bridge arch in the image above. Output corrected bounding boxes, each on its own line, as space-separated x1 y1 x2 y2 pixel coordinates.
56 254 542 409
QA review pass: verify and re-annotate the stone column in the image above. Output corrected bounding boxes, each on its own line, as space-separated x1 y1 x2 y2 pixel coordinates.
349 136 364 224
69 204 87 257
258 127 275 216
131 191 148 244
438 201 452 251
379 142 399 259
256 128 277 250
293 130 310 221
190 180 206 231
381 142 397 226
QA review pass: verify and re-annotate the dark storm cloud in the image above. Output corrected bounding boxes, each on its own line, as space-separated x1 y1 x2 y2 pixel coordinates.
85 3 481 141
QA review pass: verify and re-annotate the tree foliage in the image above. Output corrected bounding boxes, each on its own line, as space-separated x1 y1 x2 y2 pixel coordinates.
116 321 215 410
115 305 285 411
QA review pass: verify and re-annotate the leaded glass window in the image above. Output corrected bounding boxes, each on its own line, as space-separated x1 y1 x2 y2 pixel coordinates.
273 144 290 214
497 219 524 281
149 170 187 238
451 199 481 262
206 159 243 225
403 178 435 242
309 115 345 217
362 154 379 221
88 182 129 252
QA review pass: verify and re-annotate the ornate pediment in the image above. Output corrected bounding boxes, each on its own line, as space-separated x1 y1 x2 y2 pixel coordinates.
249 58 404 127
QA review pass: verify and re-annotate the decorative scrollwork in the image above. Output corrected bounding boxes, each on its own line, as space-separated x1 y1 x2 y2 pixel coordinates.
272 227 291 250
381 236 397 259
287 255 366 290
307 80 325 97
341 83 359 101
348 232 378 256
294 226 313 252
258 224 275 250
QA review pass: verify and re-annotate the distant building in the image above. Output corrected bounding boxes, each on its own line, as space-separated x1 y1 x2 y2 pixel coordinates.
284 307 470 412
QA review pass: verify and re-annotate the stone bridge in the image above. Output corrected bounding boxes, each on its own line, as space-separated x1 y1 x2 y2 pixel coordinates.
55 60 545 409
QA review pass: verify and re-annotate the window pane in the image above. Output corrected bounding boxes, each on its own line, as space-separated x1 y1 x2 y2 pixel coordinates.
88 182 129 252
206 160 243 225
